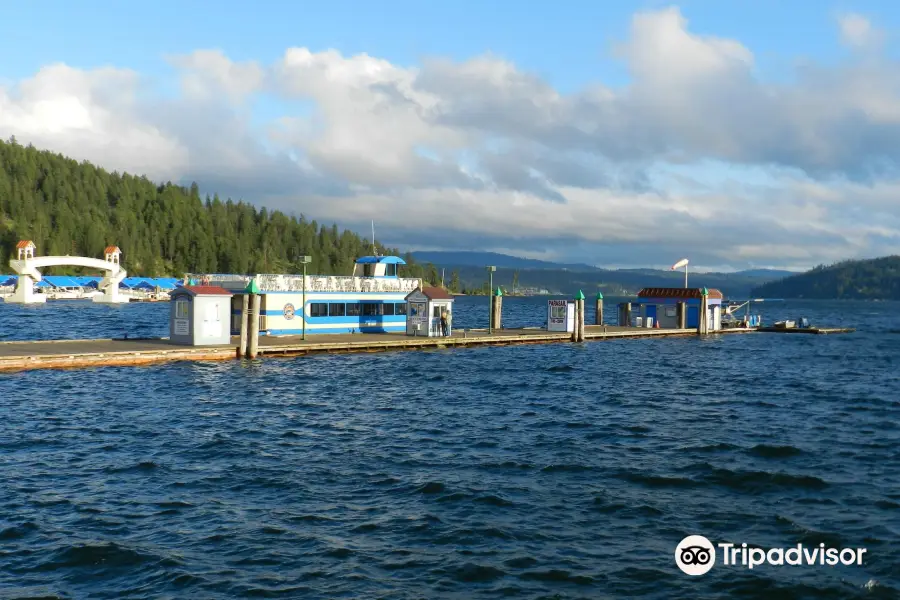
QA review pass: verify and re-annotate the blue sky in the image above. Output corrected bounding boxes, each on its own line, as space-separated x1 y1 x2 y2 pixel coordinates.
6 0 897 88
2 1 900 270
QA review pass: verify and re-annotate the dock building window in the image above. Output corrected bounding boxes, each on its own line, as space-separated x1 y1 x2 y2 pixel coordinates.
175 299 189 318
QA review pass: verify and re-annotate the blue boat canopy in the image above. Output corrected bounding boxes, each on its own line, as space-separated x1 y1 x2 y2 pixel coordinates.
355 256 406 265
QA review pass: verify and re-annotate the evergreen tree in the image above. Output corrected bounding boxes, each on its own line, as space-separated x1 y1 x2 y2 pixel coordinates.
0 140 431 280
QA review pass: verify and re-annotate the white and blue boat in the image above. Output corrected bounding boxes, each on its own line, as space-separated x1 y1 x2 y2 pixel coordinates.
193 255 421 335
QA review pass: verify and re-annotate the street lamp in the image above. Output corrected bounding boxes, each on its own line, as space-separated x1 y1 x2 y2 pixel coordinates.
486 266 496 334
299 255 312 340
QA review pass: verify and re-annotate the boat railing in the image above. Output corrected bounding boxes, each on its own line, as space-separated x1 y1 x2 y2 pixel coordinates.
196 274 421 293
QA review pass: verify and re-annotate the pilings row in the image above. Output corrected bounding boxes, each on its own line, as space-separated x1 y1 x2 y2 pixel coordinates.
571 296 586 342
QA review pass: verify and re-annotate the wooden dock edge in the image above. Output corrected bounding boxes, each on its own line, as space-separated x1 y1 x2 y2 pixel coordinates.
0 327 755 373
0 347 235 373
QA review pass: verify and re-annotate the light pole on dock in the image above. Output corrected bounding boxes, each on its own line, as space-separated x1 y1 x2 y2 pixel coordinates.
486 266 496 334
300 255 312 340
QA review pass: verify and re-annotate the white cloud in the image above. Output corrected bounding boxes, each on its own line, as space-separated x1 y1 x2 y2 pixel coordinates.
837 13 885 49
1 6 899 269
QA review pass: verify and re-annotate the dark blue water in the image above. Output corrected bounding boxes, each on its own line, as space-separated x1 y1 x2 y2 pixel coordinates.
0 298 898 598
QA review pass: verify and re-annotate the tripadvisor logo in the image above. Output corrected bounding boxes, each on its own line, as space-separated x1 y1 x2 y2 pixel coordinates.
675 535 867 575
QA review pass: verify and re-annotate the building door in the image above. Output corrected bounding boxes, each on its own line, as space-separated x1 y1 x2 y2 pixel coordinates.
202 301 221 338
645 304 657 326
686 306 699 328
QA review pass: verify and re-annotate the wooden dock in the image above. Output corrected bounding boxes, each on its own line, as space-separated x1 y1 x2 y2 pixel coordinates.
0 325 750 373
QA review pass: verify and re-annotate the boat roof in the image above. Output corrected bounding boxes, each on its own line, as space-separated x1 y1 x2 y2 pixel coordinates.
355 255 406 265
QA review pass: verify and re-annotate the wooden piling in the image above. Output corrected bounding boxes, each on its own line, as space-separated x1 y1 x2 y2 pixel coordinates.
238 294 249 358
579 299 586 341
571 301 579 343
248 293 260 358
491 289 503 331
698 288 709 335
573 291 586 342
595 292 604 325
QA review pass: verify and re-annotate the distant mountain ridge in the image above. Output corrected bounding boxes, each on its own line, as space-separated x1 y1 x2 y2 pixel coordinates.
411 251 796 278
410 251 798 298
409 251 598 271
751 256 900 300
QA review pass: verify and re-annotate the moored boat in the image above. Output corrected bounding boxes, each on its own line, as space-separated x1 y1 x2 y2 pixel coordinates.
192 255 422 335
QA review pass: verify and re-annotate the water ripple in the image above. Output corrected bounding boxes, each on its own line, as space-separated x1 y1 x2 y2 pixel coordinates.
0 298 897 598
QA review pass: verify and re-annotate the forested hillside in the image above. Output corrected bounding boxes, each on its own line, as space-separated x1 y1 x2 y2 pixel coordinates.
0 137 444 281
751 256 900 299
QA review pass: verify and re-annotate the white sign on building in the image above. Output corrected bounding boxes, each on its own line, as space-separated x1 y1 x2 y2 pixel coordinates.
547 299 575 332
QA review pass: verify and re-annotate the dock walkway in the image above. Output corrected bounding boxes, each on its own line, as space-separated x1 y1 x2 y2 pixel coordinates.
0 325 739 373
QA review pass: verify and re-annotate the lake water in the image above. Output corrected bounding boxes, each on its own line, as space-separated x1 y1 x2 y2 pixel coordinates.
0 297 897 598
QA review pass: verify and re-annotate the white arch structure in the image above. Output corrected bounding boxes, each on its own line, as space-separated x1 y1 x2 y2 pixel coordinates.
5 256 128 304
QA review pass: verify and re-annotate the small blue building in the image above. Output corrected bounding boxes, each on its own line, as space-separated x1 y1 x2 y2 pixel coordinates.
620 287 724 330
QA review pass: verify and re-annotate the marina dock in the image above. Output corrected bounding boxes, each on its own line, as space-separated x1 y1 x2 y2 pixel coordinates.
0 325 751 373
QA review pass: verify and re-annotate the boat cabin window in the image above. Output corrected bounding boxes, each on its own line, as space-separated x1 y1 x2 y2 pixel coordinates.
383 304 395 316
384 263 397 277
395 302 406 314
346 303 361 316
310 302 328 317
329 303 345 317
362 302 381 316
363 264 375 277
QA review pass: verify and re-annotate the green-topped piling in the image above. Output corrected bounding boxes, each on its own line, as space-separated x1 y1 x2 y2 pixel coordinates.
491 286 503 331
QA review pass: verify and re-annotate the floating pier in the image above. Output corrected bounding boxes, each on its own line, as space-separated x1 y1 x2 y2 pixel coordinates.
0 325 757 373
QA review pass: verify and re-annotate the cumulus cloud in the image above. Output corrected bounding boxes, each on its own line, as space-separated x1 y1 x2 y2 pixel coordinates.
1 6 899 269
837 13 885 49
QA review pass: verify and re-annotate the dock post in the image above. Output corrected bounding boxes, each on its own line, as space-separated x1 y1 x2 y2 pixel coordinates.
595 291 603 325
238 294 249 358
677 302 686 329
249 293 260 358
624 302 632 327
698 287 709 335
491 287 503 331
573 290 585 342
245 278 261 358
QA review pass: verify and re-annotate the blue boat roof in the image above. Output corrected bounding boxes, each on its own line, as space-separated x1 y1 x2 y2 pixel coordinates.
0 274 181 289
355 255 406 265
44 275 83 288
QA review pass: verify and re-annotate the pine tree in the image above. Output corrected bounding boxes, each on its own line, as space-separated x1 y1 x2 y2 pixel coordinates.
0 139 432 281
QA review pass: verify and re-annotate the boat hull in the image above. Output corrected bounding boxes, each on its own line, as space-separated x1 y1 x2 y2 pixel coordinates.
231 291 409 335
